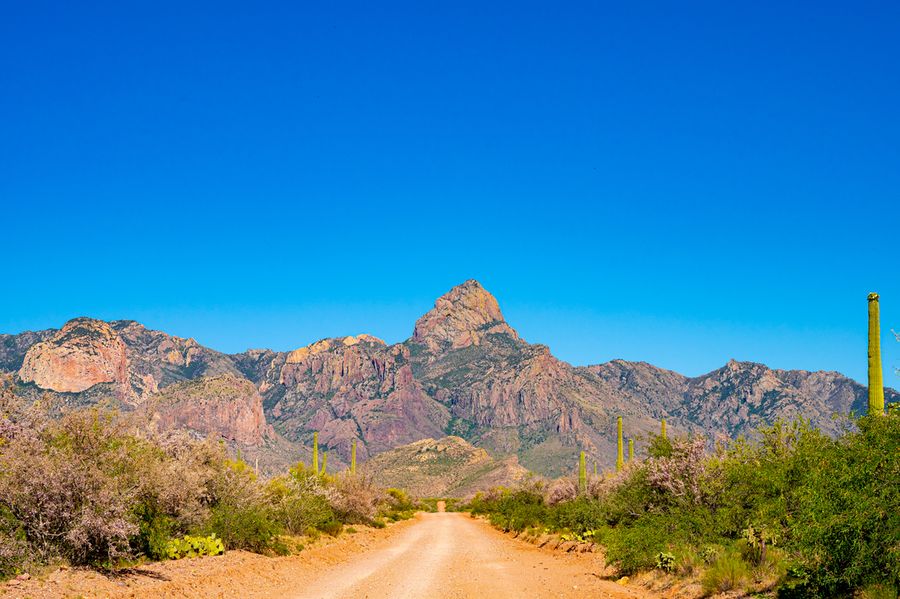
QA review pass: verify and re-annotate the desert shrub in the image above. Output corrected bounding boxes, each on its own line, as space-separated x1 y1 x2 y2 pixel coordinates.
787 413 900 595
206 501 280 553
547 497 603 535
645 436 708 509
601 514 675 574
472 488 548 533
384 488 416 512
164 534 224 560
203 459 282 552
318 520 343 537
329 472 381 524
266 471 335 534
379 488 419 521
545 477 577 506
470 416 900 596
701 550 750 595
0 507 28 579
0 411 144 565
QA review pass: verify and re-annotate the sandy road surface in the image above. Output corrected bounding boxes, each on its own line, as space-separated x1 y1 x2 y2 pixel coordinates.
2 513 653 599
292 512 647 599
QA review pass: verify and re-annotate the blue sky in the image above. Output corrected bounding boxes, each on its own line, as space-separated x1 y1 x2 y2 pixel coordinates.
1 1 898 384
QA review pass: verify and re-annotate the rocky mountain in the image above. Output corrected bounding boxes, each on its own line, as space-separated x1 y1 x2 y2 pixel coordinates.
364 436 527 498
1 280 896 476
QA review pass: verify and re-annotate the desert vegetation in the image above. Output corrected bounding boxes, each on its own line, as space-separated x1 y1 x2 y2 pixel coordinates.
468 411 900 597
0 394 419 579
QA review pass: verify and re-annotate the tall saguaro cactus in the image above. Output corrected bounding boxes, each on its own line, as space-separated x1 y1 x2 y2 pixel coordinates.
321 452 327 475
628 438 634 462
578 451 587 496
312 432 319 474
661 419 667 439
616 417 624 471
351 440 357 475
868 293 885 415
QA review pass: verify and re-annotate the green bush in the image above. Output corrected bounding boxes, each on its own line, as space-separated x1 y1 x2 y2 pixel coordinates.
469 413 900 596
601 516 673 574
164 534 224 560
702 550 749 595
318 520 343 537
206 502 281 553
547 497 604 535
471 488 548 533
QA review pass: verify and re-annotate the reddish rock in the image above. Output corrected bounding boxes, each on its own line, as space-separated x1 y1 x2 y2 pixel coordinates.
413 280 518 351
149 374 268 446
18 318 128 393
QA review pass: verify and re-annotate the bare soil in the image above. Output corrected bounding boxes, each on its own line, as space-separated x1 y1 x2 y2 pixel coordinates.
2 513 657 598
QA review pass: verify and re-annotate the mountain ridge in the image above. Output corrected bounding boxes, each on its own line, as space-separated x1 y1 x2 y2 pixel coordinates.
1 280 896 476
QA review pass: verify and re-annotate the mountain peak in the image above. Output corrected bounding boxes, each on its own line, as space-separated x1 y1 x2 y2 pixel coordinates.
412 280 518 351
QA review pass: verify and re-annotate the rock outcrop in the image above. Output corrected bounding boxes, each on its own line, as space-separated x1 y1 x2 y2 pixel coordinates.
413 280 518 352
18 318 128 393
149 374 269 445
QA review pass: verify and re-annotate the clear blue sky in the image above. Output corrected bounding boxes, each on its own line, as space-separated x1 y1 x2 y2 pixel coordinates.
1 1 898 384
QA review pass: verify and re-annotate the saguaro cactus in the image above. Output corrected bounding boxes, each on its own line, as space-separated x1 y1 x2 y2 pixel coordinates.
312 432 319 474
616 417 624 471
628 438 634 462
661 419 667 439
868 293 885 415
321 451 327 475
578 451 587 496
351 440 357 474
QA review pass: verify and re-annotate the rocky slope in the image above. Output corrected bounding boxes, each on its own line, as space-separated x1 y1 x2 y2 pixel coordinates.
147 374 269 446
364 436 528 498
1 280 895 475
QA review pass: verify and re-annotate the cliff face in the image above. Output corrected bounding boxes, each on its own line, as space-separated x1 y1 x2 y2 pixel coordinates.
3 280 896 475
18 318 129 394
149 374 268 446
264 335 450 460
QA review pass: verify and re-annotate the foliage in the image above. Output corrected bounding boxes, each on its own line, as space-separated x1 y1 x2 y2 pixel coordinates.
468 413 900 595
329 471 381 524
0 407 416 574
266 468 335 535
165 534 224 560
701 550 749 595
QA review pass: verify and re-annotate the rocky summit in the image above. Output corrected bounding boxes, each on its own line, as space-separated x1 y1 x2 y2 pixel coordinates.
1 280 896 476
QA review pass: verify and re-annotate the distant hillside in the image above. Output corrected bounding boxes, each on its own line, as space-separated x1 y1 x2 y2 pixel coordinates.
364 436 527 498
1 280 896 476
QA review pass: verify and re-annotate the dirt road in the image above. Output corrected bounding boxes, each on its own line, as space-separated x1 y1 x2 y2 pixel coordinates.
292 512 645 599
2 513 653 599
